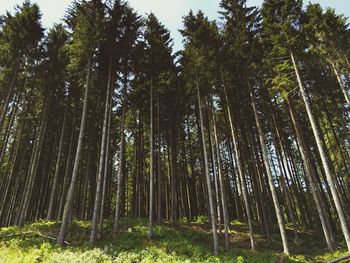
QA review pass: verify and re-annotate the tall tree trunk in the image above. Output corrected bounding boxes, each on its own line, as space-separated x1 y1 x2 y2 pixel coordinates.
99 90 112 237
0 118 24 221
221 71 255 249
47 109 67 220
57 58 92 246
209 116 222 234
148 77 154 238
90 60 112 243
157 99 162 223
113 94 126 234
250 88 289 255
169 119 177 226
0 99 18 165
18 89 51 227
57 116 76 221
287 99 335 251
291 51 350 252
196 76 218 256
271 112 300 244
212 100 230 249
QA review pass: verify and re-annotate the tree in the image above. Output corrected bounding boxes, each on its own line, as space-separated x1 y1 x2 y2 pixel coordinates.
57 0 105 246
0 2 43 132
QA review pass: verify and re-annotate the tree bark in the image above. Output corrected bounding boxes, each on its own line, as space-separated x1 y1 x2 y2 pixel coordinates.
250 88 289 255
113 91 126 234
47 109 67 220
18 88 51 227
148 77 154 238
221 71 255 249
99 88 112 237
211 99 230 249
291 51 350 252
57 58 92 246
157 99 162 223
0 99 18 166
287 99 335 251
90 60 112 243
196 76 218 256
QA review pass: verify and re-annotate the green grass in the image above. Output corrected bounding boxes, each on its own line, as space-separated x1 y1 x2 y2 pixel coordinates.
0 218 348 262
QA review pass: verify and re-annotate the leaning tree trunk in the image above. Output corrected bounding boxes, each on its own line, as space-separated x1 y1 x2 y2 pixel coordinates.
250 88 289 255
221 71 255 250
287 98 335 251
271 112 300 245
0 60 20 132
0 117 24 221
18 89 51 227
196 76 218 256
331 61 350 106
90 60 112 243
0 99 18 165
57 58 92 246
291 51 350 252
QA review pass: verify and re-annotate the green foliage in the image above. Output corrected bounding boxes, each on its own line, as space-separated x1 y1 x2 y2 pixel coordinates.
0 219 348 263
192 215 208 224
0 1 43 62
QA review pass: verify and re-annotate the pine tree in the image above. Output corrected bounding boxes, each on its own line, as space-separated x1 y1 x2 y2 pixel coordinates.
57 0 105 246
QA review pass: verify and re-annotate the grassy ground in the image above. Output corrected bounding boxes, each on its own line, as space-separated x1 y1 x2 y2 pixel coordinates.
0 218 348 262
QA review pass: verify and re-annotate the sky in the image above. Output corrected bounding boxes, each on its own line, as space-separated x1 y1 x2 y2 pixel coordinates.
1 0 349 51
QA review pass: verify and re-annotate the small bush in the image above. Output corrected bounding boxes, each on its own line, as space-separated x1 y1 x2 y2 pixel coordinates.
192 215 208 224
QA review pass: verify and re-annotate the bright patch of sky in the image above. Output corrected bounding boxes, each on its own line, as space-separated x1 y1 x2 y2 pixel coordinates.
1 0 349 51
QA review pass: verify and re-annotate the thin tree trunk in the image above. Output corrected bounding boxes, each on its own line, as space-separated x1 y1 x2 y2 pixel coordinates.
57 58 92 246
0 100 18 165
99 90 112 237
90 60 112 243
211 99 230 249
271 113 300 244
196 75 218 256
57 116 76 221
18 89 51 227
221 71 255 250
0 60 20 132
209 117 222 234
0 118 24 221
331 61 350 106
148 77 154 238
291 51 350 252
113 95 126 234
157 99 162 223
287 99 335 251
169 120 177 226
47 110 67 220
250 88 289 255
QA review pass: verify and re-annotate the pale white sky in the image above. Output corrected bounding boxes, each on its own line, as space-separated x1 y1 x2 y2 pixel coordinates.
1 0 349 51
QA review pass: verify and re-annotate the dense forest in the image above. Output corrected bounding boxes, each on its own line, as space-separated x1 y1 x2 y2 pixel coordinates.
1 0 350 261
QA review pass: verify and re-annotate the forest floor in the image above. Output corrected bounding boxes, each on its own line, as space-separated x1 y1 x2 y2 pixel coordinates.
0 217 348 263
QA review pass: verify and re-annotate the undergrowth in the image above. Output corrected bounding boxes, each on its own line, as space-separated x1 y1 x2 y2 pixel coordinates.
0 218 348 262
